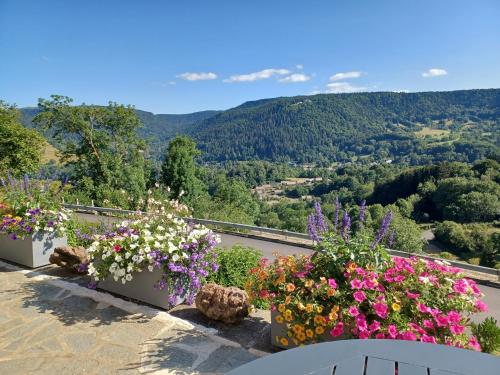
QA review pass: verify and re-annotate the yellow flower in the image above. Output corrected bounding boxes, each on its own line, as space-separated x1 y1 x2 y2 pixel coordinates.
319 277 327 284
305 304 314 313
316 306 324 313
280 337 289 346
304 279 314 288
297 303 305 311
278 304 286 313
275 315 284 324
329 312 338 321
315 326 325 335
331 305 340 313
14 216 21 221
392 303 401 312
306 329 314 338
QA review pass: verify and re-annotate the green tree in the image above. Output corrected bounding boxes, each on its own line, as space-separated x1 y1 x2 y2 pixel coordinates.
34 95 148 207
0 101 44 176
160 135 203 201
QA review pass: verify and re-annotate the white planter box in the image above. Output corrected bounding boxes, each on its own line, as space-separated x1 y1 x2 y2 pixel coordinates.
97 267 184 310
0 232 67 268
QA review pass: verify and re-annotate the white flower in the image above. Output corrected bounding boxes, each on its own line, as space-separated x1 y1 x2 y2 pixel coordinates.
121 278 126 284
132 255 139 262
115 255 122 262
148 265 154 272
172 254 179 262
125 252 132 259
125 274 133 281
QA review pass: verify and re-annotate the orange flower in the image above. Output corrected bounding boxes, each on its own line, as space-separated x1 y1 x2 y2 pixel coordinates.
315 326 325 335
297 302 305 311
286 283 296 293
306 329 314 338
280 337 289 346
278 304 286 313
314 315 325 325
319 277 327 284
305 304 314 313
285 295 291 304
327 288 335 297
275 315 284 324
304 279 314 288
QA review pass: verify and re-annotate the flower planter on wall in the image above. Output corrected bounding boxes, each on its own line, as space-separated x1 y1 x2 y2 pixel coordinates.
271 310 344 349
0 232 67 268
97 267 184 310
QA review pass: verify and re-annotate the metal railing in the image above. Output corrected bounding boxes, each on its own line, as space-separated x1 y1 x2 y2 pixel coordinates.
64 204 499 280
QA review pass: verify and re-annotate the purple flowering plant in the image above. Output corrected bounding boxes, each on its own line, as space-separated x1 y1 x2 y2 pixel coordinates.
309 200 392 271
87 197 220 307
0 174 71 239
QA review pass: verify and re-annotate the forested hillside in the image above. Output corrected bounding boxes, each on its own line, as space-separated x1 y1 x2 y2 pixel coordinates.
189 89 499 164
20 89 499 165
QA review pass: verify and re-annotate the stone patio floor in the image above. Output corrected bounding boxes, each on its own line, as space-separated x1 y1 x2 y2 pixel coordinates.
0 261 273 374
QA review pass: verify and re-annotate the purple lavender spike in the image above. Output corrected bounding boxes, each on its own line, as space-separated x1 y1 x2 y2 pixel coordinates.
341 210 351 243
370 210 393 249
359 200 366 224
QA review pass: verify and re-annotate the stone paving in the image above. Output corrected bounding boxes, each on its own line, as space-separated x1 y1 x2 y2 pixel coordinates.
0 261 268 374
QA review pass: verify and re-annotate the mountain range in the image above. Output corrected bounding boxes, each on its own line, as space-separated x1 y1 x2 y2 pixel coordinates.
20 89 500 165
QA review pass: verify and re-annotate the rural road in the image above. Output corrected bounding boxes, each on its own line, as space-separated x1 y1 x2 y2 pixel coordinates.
76 213 500 323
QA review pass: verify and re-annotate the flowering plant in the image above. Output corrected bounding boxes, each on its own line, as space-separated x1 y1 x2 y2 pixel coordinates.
87 197 220 306
0 175 71 239
246 201 488 351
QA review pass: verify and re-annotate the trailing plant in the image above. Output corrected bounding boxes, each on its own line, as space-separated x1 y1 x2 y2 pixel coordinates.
471 317 500 353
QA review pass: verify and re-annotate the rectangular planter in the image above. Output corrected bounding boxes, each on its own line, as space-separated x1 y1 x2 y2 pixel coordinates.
97 267 183 310
0 232 67 268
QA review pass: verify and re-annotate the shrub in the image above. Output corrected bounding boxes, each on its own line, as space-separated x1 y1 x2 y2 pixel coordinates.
471 318 500 353
467 257 481 266
439 251 459 260
208 245 262 289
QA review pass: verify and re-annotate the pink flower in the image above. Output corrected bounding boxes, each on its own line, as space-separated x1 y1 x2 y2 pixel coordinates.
350 279 363 289
358 330 370 339
475 300 488 312
330 322 344 337
259 290 270 298
447 311 461 324
356 314 368 331
113 244 122 252
406 291 420 299
348 306 360 317
399 331 417 341
409 323 425 335
271 304 276 311
423 320 434 330
450 325 465 335
369 320 381 332
468 336 481 352
353 291 366 303
452 279 469 294
421 334 437 344
375 332 386 339
394 275 406 283
435 315 449 327
328 278 337 289
363 278 377 290
417 303 431 313
387 324 397 338
373 302 388 319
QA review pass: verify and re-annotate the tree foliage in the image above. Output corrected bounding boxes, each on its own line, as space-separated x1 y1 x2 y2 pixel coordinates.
0 101 44 176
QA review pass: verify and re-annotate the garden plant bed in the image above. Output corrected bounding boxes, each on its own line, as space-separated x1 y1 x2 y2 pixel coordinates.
0 233 67 268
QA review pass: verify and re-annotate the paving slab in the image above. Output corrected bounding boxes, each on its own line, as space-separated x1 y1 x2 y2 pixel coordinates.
0 261 268 374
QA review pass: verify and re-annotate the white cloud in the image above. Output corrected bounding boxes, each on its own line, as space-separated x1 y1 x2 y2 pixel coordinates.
326 82 367 93
279 73 311 83
295 64 304 70
177 72 217 81
329 71 363 81
224 68 291 83
422 68 448 78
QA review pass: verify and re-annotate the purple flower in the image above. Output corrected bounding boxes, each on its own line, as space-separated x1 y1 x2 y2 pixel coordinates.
370 211 393 249
341 210 351 243
307 214 319 242
359 200 366 225
387 229 396 248
307 202 328 242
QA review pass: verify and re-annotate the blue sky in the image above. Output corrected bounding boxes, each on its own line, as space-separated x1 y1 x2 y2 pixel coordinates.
1 0 499 113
